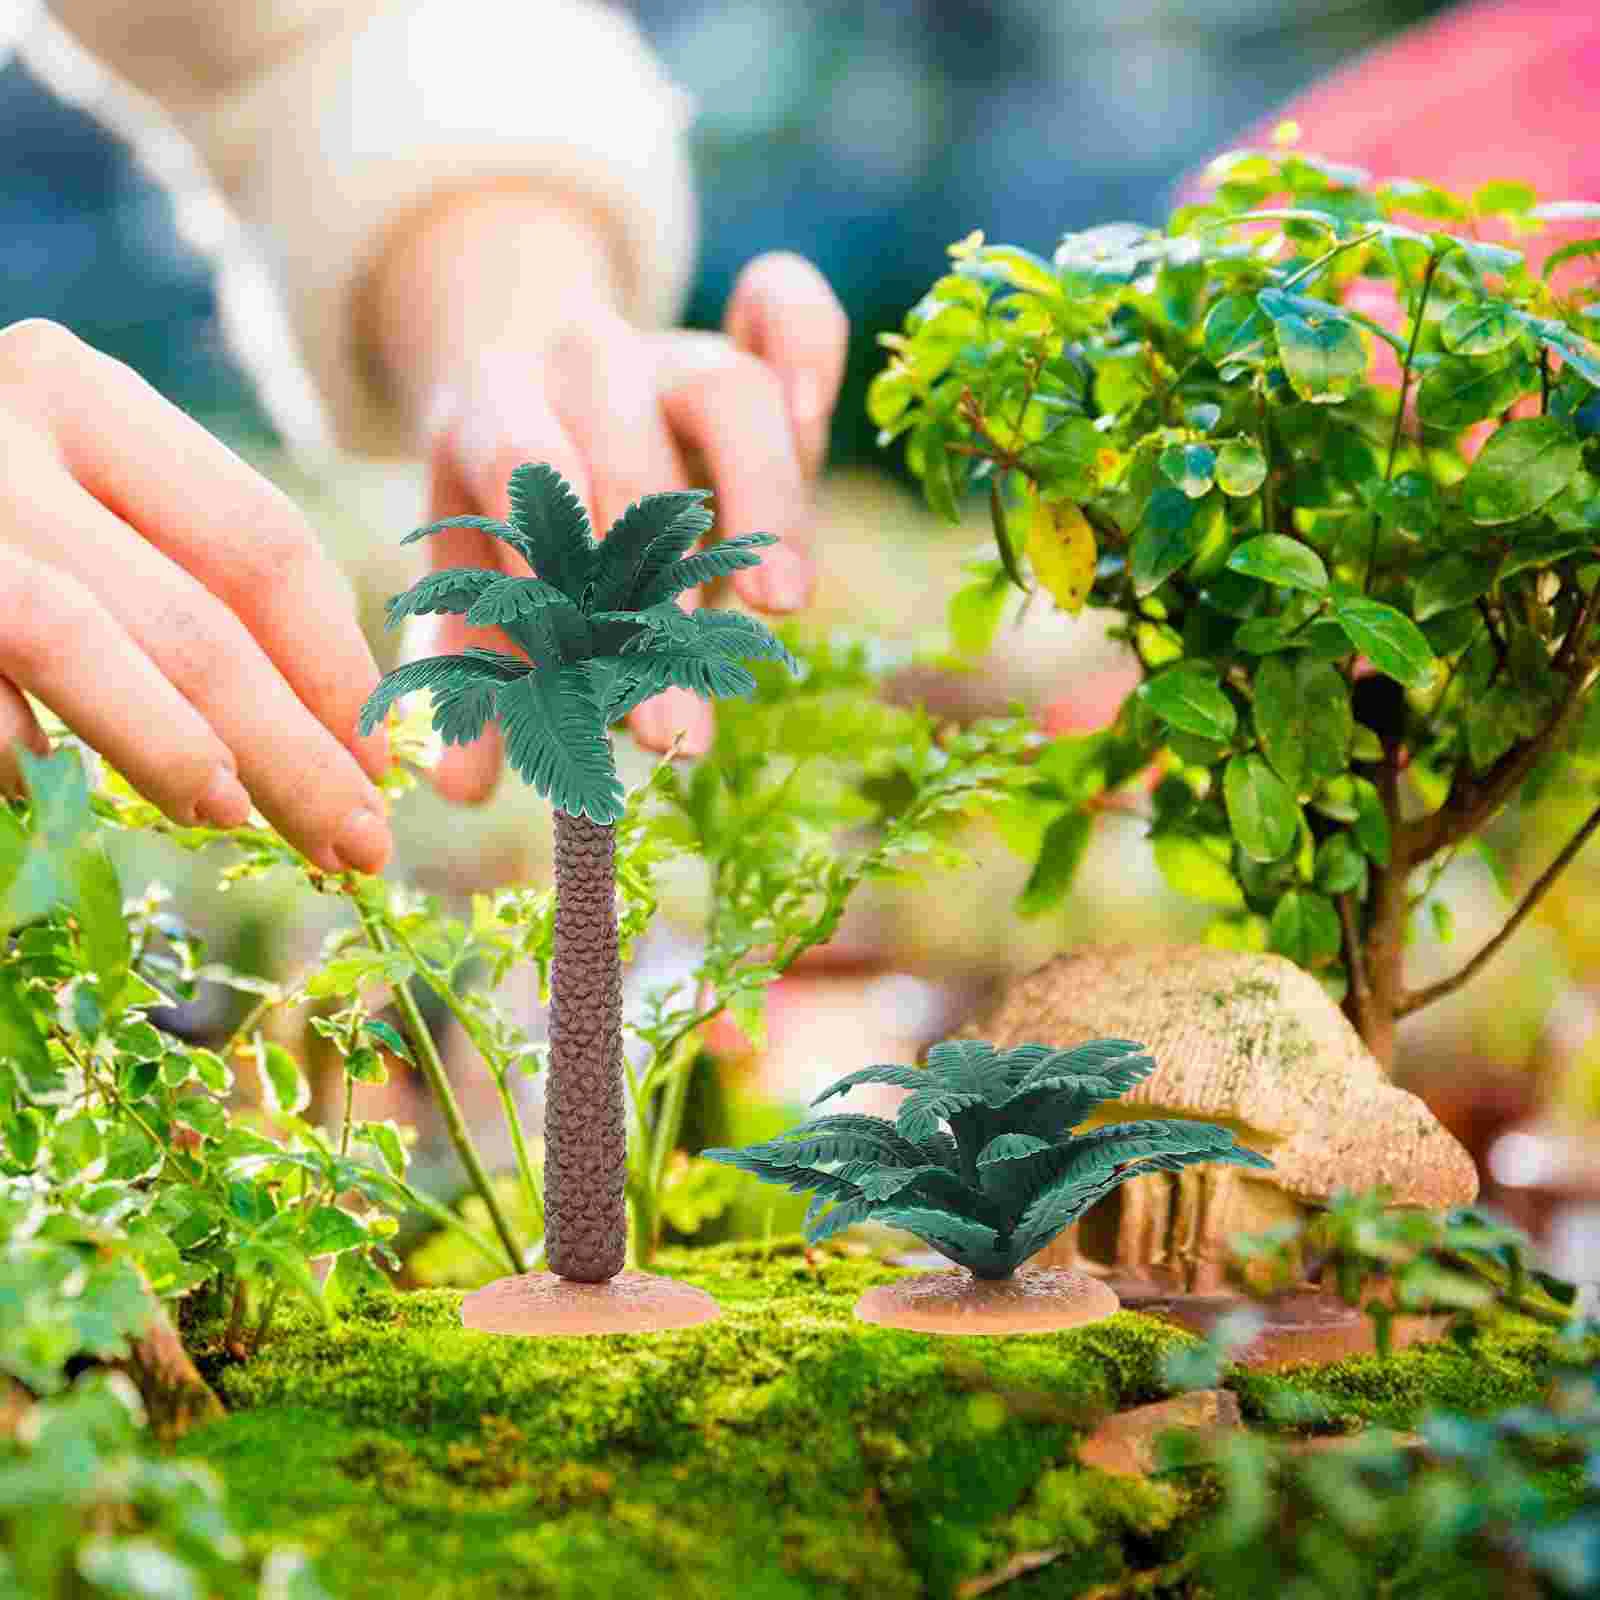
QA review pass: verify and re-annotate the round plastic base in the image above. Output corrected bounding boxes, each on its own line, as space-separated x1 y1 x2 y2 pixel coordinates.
460 1269 722 1337
854 1265 1121 1336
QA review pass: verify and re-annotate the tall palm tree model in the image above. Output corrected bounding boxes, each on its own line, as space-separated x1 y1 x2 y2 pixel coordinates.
359 463 795 1328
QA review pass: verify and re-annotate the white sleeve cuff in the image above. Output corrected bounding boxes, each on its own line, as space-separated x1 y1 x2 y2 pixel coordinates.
182 0 700 460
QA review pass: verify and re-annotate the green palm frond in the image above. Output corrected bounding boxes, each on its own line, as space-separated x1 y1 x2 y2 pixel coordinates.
382 566 504 630
1007 1120 1273 1264
428 675 502 747
634 532 779 609
494 665 623 824
1004 1038 1151 1101
868 1207 1009 1277
612 647 759 703
720 1112 929 1172
680 610 799 670
811 1062 929 1107
586 491 714 613
357 650 527 740
505 463 597 598
806 1195 877 1245
698 1034 1273 1277
463 575 580 629
604 602 699 649
397 511 571 599
895 1039 1000 1151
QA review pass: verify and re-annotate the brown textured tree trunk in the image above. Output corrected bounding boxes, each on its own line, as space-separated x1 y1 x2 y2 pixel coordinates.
545 809 627 1282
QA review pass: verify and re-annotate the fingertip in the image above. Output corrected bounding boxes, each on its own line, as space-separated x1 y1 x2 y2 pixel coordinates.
736 540 815 613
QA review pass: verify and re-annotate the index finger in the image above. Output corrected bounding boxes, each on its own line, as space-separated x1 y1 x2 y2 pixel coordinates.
17 327 391 787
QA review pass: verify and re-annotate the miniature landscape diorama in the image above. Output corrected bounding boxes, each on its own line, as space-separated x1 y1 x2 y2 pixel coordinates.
5 143 1600 1599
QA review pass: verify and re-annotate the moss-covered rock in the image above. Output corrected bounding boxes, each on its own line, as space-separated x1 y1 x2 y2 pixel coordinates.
170 1237 1586 1600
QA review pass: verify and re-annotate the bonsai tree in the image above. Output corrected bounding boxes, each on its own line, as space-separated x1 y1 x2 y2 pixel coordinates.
359 462 796 1323
872 139 1600 1072
702 1035 1270 1333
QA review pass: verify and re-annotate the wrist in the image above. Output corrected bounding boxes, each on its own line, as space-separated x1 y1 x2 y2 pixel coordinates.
355 178 629 447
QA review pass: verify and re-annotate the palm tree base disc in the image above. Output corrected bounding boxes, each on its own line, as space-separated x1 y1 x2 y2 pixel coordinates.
854 1266 1120 1336
460 1270 722 1338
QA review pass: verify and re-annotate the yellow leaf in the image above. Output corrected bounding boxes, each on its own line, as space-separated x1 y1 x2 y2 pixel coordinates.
1027 493 1097 615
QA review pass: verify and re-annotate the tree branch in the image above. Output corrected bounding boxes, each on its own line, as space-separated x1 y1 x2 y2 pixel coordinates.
1402 664 1596 865
1396 798 1600 1019
1338 893 1370 1009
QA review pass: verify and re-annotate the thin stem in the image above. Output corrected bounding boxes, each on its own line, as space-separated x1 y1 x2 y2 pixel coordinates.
251 1283 283 1355
352 896 523 1273
397 1180 507 1271
224 1280 248 1354
1367 250 1443 592
338 1065 355 1158
1397 800 1600 1018
1279 227 1384 291
490 1064 544 1233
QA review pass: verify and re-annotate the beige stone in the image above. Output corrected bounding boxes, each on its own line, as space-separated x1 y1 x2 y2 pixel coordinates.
952 944 1479 1290
1075 1388 1243 1476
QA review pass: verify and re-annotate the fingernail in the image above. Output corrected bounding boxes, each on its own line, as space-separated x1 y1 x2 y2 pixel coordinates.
332 807 391 876
790 370 823 425
196 766 252 829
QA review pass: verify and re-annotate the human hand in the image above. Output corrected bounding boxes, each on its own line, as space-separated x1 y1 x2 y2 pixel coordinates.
359 184 849 806
0 318 394 876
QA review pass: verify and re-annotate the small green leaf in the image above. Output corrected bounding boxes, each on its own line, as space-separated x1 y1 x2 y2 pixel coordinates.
1152 832 1244 909
1215 437 1268 497
1332 598 1436 688
1269 888 1342 966
1314 833 1368 896
1224 754 1301 863
172 1093 227 1141
1016 809 1092 918
1352 776 1392 866
1227 535 1329 592
1251 655 1305 794
0 968 60 1103
1130 487 1214 596
360 1120 409 1179
1472 179 1537 216
304 1204 368 1257
255 1039 310 1118
1439 299 1520 356
362 1018 414 1063
344 1046 387 1085
1460 417 1583 525
1416 352 1535 429
1138 663 1238 742
947 569 1011 658
1261 299 1368 403
1413 551 1502 620
1203 294 1271 367
1159 444 1216 499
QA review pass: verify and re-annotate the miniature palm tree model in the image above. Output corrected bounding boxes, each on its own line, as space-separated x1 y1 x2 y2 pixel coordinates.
703 1037 1272 1334
359 463 797 1335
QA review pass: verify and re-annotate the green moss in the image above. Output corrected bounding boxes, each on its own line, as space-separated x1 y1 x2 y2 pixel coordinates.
169 1239 1589 1600
1233 1311 1599 1431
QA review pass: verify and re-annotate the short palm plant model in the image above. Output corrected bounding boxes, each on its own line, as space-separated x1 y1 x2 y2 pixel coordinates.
359 463 796 1329
704 1037 1272 1332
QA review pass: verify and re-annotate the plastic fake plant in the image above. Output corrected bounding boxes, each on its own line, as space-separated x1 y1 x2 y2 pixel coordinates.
701 1037 1271 1277
358 462 798 1283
